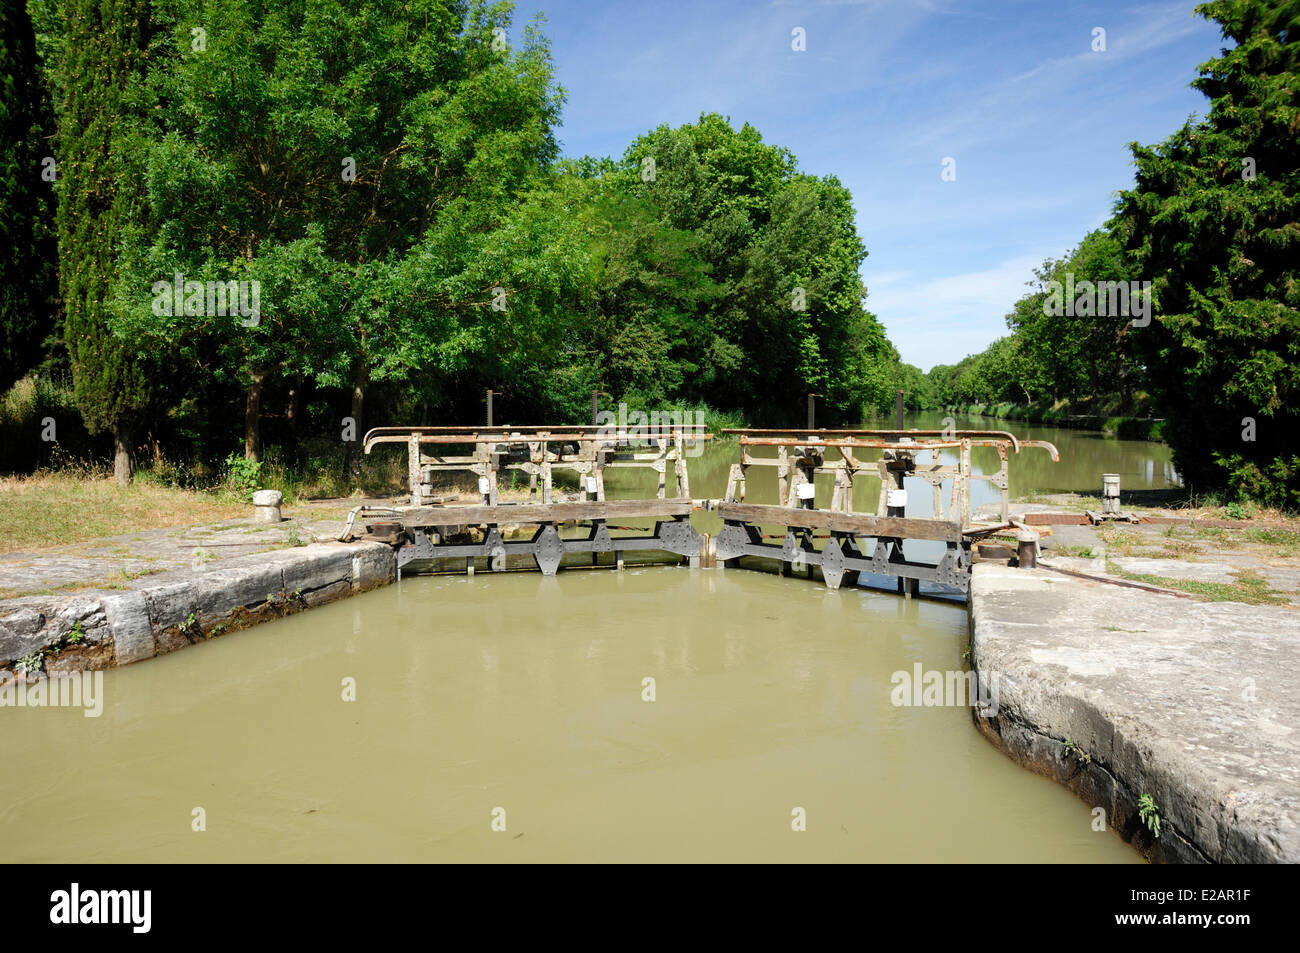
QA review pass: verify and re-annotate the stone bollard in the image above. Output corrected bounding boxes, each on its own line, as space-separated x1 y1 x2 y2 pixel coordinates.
252 489 283 523
1102 473 1121 515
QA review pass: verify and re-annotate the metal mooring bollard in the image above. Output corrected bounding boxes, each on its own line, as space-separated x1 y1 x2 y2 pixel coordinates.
252 489 283 523
1016 528 1039 569
1102 473 1121 515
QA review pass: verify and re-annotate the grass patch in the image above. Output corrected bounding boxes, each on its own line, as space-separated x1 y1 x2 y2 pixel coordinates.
0 579 91 600
0 565 170 600
0 474 248 554
1244 527 1300 557
1159 523 1300 560
117 566 166 582
1188 525 1241 547
1052 544 1097 559
1084 519 1300 561
1107 562 1288 605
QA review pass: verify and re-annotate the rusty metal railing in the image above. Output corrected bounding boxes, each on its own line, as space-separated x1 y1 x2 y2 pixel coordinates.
719 428 1058 530
363 424 711 507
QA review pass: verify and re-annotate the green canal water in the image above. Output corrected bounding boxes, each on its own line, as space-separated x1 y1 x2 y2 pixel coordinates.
0 415 1173 862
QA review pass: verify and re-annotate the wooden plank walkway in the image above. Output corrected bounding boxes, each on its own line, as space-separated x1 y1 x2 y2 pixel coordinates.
713 502 963 542
395 499 701 577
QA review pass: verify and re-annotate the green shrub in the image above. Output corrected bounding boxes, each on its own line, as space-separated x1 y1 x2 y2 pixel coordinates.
0 376 100 473
223 453 264 501
1138 794 1161 839
1215 452 1300 511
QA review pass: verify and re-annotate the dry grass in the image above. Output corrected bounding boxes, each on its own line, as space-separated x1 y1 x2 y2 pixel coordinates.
1155 537 1204 559
1091 518 1300 562
1159 523 1300 561
1096 523 1145 555
0 474 248 554
1107 562 1290 606
0 566 171 601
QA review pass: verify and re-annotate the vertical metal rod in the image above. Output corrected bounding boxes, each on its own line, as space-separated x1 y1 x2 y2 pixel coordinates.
895 390 905 430
959 438 972 529
408 433 421 506
807 393 815 431
486 389 494 427
592 390 599 426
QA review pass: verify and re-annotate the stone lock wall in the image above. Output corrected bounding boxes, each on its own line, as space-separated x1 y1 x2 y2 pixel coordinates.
0 542 395 674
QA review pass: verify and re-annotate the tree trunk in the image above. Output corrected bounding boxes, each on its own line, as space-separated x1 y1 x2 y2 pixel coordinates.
286 376 303 438
347 359 367 482
245 371 264 462
1117 351 1132 414
113 422 134 486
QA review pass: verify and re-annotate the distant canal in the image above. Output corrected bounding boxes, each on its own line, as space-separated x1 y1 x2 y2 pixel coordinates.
0 414 1169 861
619 409 1179 514
908 410 1179 501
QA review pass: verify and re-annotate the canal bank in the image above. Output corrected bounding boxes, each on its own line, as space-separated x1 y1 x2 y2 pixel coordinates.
969 561 1300 863
0 534 396 673
947 403 1167 441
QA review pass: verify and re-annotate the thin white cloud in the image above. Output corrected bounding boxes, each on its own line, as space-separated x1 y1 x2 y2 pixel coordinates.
867 254 1043 368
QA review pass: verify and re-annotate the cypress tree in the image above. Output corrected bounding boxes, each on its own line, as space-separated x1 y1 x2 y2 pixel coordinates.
0 0 56 393
57 0 152 483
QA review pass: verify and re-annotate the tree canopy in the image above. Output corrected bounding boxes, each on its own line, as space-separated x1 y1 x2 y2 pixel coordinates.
1111 0 1299 504
57 0 154 482
0 0 57 393
928 0 1298 505
12 0 1297 506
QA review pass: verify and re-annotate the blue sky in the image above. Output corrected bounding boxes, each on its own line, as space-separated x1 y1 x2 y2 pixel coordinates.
507 0 1225 370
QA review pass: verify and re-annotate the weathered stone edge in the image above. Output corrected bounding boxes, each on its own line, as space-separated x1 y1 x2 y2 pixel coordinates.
968 570 1291 865
970 701 1211 863
0 542 396 674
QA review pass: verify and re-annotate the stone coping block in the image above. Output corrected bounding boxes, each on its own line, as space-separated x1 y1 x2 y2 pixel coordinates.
0 541 396 673
970 562 1300 863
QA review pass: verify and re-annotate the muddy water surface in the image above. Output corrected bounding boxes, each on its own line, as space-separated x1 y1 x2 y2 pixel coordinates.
2 567 1138 862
